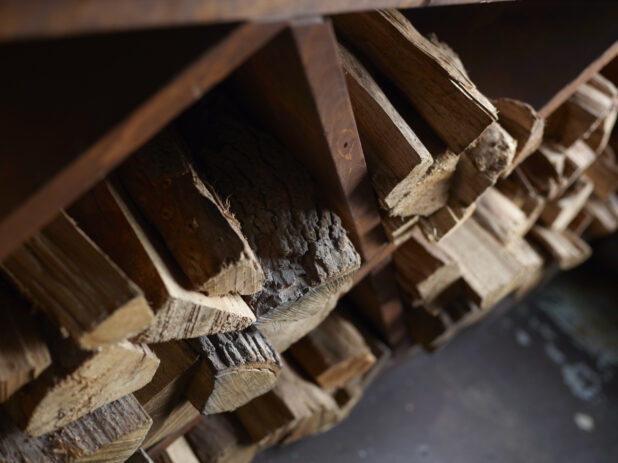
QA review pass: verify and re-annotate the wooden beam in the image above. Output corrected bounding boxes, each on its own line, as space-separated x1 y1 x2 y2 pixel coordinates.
0 22 284 262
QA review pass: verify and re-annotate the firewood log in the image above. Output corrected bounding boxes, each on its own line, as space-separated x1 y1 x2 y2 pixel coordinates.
584 146 618 200
1 211 153 349
155 437 200 463
69 180 256 343
120 129 264 296
530 225 592 270
540 178 594 231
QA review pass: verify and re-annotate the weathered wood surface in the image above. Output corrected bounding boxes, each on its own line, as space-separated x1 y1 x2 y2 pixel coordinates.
439 219 523 309
6 337 159 437
235 363 339 448
69 180 256 343
289 313 376 389
185 414 257 463
120 129 263 296
186 326 282 414
530 225 592 270
178 90 360 351
540 178 594 231
0 282 51 403
338 43 432 217
393 226 461 310
335 9 497 153
381 213 419 245
494 98 544 174
1 211 153 349
144 400 200 449
0 395 151 463
234 20 383 260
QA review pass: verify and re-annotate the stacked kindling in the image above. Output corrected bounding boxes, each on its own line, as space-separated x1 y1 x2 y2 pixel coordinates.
1 8 618 463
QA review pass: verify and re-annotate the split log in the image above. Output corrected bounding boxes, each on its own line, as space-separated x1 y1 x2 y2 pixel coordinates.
186 326 282 415
234 363 339 448
178 92 360 352
583 76 618 154
69 180 256 343
185 414 257 463
449 122 517 207
495 168 546 229
562 140 598 191
419 200 476 242
6 335 159 436
540 178 594 231
381 212 419 245
393 226 461 311
530 225 592 270
334 9 497 153
439 219 523 309
143 400 200 449
474 187 539 247
1 211 153 349
0 395 151 463
521 144 569 200
507 238 545 297
134 341 199 442
494 98 544 174
0 282 51 403
289 312 376 389
120 129 263 296
156 437 200 463
547 79 615 147
338 43 433 217
586 194 618 236
584 146 618 200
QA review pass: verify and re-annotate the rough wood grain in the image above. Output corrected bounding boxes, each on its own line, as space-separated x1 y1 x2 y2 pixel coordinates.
235 363 339 448
381 213 419 245
69 180 256 343
335 9 497 153
439 219 523 309
1 211 153 349
143 400 201 449
0 395 151 463
584 146 618 200
393 225 461 310
521 143 569 200
289 312 376 389
540 178 594 231
178 90 360 352
530 225 592 270
120 129 263 296
0 282 51 403
186 326 282 414
6 337 159 437
338 43 433 217
495 168 546 228
494 98 544 174
185 414 257 463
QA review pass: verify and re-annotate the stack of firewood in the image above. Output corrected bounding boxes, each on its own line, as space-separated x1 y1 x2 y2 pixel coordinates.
1 9 617 463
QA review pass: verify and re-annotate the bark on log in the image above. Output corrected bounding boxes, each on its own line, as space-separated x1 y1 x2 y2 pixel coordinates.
120 129 264 296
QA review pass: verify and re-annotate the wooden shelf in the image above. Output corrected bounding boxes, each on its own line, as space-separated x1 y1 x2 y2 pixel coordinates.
0 0 505 42
0 22 283 261
405 1 618 117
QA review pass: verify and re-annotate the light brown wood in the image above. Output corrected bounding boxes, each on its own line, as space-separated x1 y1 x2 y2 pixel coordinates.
506 238 545 296
474 187 537 247
439 219 523 309
419 199 476 242
521 143 569 200
289 312 376 389
156 437 200 463
530 225 592 270
338 43 433 217
120 129 263 296
394 225 461 311
584 146 618 200
540 178 594 231
562 140 598 191
381 212 419 245
144 400 201 449
494 98 544 174
0 395 151 463
178 90 360 352
586 194 618 236
334 9 497 153
186 326 282 414
6 337 159 437
235 363 339 448
548 79 615 147
583 75 618 153
1 211 153 349
449 122 517 207
0 282 51 403
69 180 256 343
185 414 257 463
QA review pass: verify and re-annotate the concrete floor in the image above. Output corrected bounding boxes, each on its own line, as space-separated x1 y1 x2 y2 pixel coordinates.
254 239 618 463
